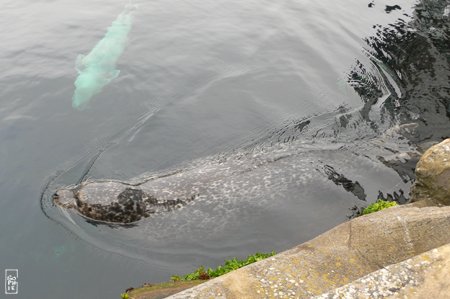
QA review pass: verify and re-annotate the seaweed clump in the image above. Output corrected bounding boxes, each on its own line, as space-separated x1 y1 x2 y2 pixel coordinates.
362 199 398 215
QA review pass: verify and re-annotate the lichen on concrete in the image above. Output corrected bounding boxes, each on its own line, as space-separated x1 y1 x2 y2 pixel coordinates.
315 244 450 299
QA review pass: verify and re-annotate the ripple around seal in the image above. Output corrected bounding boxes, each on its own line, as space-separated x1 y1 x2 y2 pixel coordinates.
42 128 412 262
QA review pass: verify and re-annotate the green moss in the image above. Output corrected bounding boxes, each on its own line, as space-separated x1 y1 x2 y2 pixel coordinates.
172 251 276 281
362 199 397 215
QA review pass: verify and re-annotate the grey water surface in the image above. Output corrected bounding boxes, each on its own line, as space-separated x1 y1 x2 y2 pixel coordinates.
1 0 449 298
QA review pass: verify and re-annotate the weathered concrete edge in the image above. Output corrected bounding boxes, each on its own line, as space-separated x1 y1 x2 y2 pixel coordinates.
314 242 450 298
167 201 450 298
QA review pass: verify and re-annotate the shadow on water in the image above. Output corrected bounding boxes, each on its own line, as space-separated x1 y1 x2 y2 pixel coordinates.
350 0 450 143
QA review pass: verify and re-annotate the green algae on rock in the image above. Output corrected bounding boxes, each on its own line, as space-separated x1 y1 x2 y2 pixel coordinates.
172 252 276 281
362 199 397 215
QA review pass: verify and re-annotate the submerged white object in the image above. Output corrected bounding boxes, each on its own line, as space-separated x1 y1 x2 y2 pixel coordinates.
72 6 134 110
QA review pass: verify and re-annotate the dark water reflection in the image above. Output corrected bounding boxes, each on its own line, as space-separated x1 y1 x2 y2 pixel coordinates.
1 0 449 298
355 0 450 143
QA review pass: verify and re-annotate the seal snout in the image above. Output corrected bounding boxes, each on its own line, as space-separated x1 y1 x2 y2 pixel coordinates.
53 188 77 209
